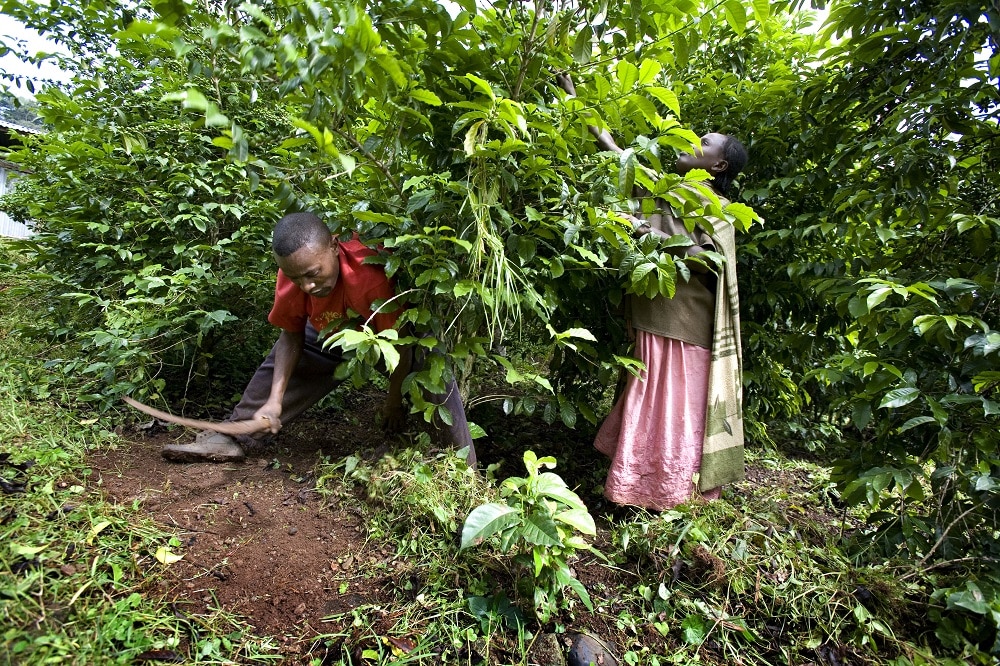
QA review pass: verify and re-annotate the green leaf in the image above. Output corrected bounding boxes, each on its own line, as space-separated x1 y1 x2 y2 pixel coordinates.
464 120 485 156
352 211 397 224
878 387 920 409
852 402 872 430
681 614 707 645
453 280 477 297
559 400 577 428
897 416 937 433
437 404 455 426
572 25 593 64
555 509 597 536
637 58 661 85
338 152 356 175
672 32 689 68
376 340 400 372
460 504 519 549
10 543 50 556
565 575 594 610
535 473 587 511
464 74 495 99
751 0 770 23
410 88 442 106
724 0 747 35
629 95 660 127
88 520 112 544
619 148 636 195
948 584 989 615
616 60 639 93
559 327 597 342
631 261 656 283
724 202 761 232
646 86 680 118
866 287 892 311
375 52 407 87
913 315 938 335
520 512 562 547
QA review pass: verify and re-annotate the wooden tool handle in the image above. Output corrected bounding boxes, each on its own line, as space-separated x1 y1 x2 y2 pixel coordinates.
122 396 268 436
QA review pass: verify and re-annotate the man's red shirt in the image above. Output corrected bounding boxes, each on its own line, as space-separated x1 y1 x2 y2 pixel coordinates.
268 238 400 336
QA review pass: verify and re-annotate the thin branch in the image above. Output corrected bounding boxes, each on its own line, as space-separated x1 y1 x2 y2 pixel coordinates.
913 504 980 570
511 0 542 101
331 128 402 196
901 556 999 582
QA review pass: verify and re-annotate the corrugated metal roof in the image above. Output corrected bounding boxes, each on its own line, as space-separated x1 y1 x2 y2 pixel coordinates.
0 118 42 134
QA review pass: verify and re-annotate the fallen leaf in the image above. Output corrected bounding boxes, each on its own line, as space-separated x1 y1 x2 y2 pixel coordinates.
11 543 49 557
386 636 416 654
153 546 184 565
87 520 112 544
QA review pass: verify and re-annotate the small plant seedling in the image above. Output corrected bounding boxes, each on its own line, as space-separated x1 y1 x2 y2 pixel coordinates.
460 450 600 623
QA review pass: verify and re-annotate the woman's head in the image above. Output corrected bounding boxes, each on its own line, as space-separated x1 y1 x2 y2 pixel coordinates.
675 132 748 196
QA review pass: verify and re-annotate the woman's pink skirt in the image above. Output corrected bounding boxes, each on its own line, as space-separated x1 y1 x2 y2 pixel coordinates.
594 331 719 510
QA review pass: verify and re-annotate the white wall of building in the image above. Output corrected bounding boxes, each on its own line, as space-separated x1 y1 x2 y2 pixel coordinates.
0 163 31 238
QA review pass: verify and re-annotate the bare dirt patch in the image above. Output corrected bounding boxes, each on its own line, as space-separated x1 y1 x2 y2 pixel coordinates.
89 392 402 649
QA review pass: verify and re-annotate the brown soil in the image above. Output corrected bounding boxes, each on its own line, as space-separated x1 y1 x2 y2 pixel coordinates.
89 389 642 663
89 391 409 660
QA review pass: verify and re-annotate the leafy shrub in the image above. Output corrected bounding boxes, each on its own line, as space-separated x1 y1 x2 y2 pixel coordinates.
3 70 289 409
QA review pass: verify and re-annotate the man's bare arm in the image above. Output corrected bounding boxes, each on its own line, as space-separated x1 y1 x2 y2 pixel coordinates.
254 329 305 433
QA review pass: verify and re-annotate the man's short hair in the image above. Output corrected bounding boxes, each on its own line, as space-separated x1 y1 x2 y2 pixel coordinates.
272 212 333 257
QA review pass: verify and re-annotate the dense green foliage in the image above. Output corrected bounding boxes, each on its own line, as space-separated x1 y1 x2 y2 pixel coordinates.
1 0 998 659
322 435 958 665
740 5 1000 655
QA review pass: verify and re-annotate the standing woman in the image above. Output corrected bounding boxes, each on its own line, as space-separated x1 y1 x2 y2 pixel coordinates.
557 74 749 510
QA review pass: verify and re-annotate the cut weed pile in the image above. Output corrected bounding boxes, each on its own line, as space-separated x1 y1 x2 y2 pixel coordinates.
312 421 941 666
1 244 990 665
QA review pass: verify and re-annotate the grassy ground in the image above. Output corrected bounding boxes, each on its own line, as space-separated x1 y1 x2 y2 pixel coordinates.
1 240 992 665
0 245 283 664
307 437 948 666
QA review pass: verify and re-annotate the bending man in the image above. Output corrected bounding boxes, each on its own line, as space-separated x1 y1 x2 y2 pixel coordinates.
161 212 475 464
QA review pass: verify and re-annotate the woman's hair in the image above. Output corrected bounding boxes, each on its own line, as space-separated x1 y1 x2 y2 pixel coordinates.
713 135 749 196
272 212 332 257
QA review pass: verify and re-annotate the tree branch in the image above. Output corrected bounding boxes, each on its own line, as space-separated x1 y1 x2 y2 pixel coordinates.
332 128 402 196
